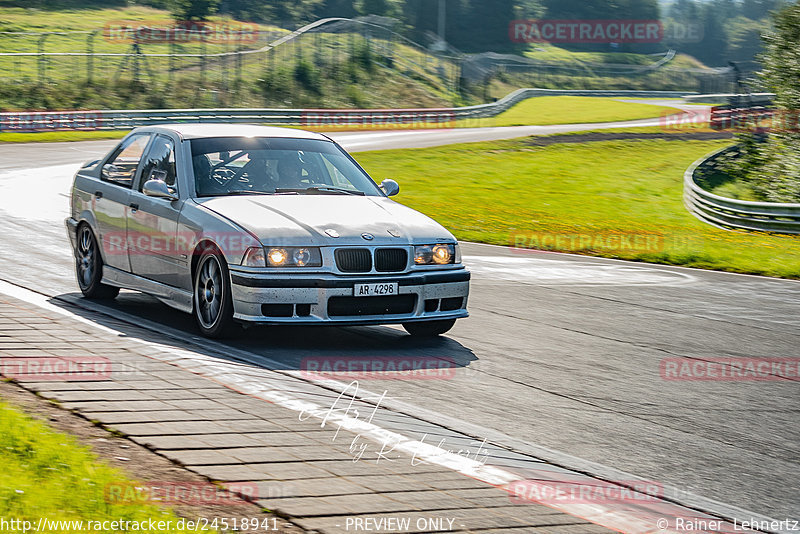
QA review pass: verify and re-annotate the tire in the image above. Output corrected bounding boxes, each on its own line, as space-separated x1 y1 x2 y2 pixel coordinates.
402 319 456 337
193 247 236 338
75 224 119 300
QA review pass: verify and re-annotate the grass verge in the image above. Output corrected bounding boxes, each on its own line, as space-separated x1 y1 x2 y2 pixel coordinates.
0 399 208 533
486 96 679 127
355 137 800 279
0 130 128 143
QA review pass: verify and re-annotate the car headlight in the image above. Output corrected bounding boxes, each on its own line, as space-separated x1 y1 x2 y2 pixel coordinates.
267 248 288 266
293 248 312 266
414 244 459 265
268 247 322 267
242 247 322 267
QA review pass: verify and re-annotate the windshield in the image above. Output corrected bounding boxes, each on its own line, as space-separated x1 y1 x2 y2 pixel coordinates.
190 137 382 197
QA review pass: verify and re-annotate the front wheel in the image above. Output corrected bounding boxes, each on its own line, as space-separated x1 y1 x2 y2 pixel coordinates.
193 248 235 338
75 225 119 300
402 319 456 337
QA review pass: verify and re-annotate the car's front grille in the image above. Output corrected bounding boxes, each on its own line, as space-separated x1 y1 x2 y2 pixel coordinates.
375 248 408 272
328 295 417 316
335 248 371 273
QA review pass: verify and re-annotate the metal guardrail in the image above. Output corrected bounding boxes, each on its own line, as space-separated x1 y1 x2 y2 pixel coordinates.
709 105 775 131
0 88 694 132
683 93 775 105
684 145 800 234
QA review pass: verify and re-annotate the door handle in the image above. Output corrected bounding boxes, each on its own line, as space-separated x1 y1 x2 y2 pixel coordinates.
129 203 139 212
94 191 103 199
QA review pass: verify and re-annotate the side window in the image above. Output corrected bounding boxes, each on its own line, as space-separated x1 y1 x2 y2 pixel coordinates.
102 134 151 188
139 135 177 192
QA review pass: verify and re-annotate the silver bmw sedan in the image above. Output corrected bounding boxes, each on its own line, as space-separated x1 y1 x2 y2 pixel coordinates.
65 124 469 338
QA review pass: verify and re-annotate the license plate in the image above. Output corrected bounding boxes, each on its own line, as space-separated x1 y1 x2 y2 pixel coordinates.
353 282 398 297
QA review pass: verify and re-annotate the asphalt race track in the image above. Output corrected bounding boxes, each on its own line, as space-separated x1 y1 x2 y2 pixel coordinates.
0 115 798 530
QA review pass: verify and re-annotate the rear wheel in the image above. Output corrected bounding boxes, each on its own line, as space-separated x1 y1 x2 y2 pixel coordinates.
75 225 119 299
193 248 235 338
402 319 456 337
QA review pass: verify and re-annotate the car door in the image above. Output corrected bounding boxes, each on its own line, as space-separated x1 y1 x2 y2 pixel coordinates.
95 133 152 272
126 134 185 287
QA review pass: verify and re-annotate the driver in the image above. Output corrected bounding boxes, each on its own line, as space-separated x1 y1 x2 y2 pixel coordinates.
275 152 306 190
242 154 271 191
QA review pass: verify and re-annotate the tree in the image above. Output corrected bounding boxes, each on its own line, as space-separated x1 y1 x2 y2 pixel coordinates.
540 0 660 52
741 0 782 21
270 0 327 25
318 0 358 18
218 0 271 21
170 0 219 20
669 0 700 21
402 0 446 39
402 0 470 50
761 0 800 111
514 0 544 19
463 0 516 51
543 0 658 20
727 16 770 64
747 1 800 201
357 0 402 17
698 1 729 65
218 0 325 24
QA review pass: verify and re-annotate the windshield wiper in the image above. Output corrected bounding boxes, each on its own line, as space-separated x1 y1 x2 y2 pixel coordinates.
212 190 275 196
274 186 365 196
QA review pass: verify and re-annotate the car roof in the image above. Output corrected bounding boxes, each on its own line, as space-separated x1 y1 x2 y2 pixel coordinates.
135 123 330 141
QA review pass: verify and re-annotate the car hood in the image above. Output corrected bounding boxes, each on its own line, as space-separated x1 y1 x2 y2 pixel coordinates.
196 195 456 246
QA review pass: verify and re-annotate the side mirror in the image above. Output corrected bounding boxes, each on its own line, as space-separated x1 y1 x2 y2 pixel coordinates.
143 179 178 200
380 179 400 197
101 163 119 180
149 168 168 182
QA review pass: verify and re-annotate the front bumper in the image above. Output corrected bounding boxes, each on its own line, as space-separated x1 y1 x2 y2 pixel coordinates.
229 268 470 325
